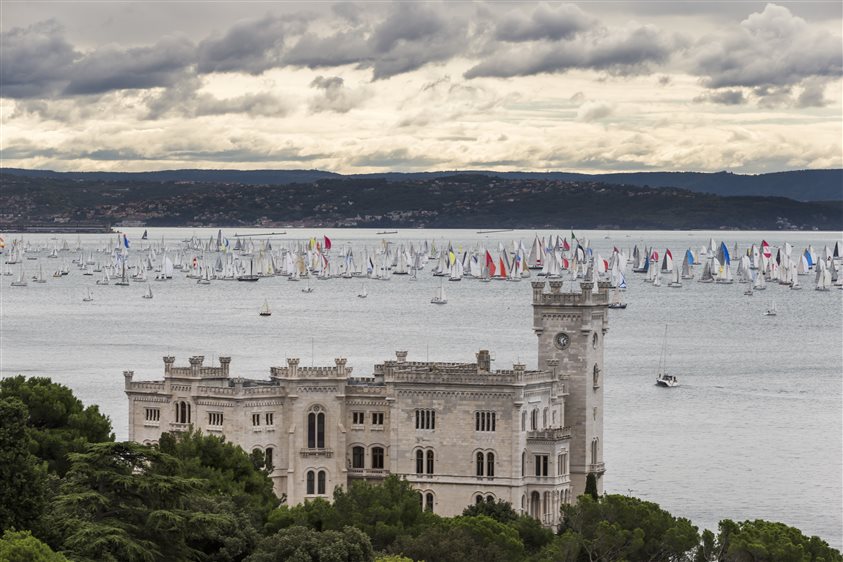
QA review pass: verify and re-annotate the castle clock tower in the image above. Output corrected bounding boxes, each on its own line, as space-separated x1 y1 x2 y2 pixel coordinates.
532 279 610 497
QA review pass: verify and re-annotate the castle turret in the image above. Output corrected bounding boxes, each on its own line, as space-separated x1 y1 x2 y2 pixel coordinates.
532 279 608 497
476 349 491 373
219 356 231 377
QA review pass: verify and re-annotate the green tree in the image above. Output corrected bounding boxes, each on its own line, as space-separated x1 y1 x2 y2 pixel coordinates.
265 499 338 534
390 515 526 562
157 429 278 522
532 531 581 562
461 499 519 524
0 376 113 475
44 441 259 562
0 398 47 533
246 525 374 562
0 530 67 562
584 473 599 501
330 476 433 550
701 519 842 562
560 494 699 562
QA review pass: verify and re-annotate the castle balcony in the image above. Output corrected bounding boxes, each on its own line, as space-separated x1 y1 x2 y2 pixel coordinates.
168 422 191 432
347 468 389 479
588 462 606 475
299 448 334 458
527 427 572 442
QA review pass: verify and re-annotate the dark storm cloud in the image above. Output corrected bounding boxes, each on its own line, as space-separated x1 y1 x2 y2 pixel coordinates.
63 36 194 95
493 3 596 42
196 14 304 74
0 20 78 98
693 4 841 92
285 3 469 80
693 89 746 105
464 24 676 78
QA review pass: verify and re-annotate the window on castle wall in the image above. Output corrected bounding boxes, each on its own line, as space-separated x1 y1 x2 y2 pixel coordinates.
425 493 434 512
535 454 548 477
486 453 495 477
542 408 548 428
486 495 494 503
352 446 364 469
371 447 384 470
416 450 424 474
415 409 435 430
426 450 435 474
265 447 274 471
531 409 538 430
252 413 261 426
552 410 557 426
521 411 526 431
317 470 326 495
372 412 384 425
593 364 600 387
476 452 484 476
145 408 160 422
308 411 326 448
352 411 364 425
521 451 526 477
265 413 274 426
306 470 315 495
476 494 483 504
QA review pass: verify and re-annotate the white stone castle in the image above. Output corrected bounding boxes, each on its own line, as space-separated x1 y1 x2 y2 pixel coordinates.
125 280 608 526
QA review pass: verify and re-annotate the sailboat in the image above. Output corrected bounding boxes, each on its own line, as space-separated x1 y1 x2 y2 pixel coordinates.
607 286 627 309
764 301 777 316
655 325 679 388
237 258 259 281
431 282 447 305
301 278 314 293
259 299 272 316
33 265 47 283
667 266 682 288
142 285 153 299
82 287 94 302
11 265 27 286
357 283 368 298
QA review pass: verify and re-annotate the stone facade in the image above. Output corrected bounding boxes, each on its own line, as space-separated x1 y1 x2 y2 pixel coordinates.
125 280 608 526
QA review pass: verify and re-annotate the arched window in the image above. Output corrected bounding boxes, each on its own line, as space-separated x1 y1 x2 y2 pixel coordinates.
521 494 526 513
476 452 484 476
591 438 599 465
486 495 494 503
530 491 540 519
593 364 600 387
425 492 434 512
552 410 557 426
306 470 315 495
317 470 326 495
475 494 483 504
486 452 495 477
531 409 538 430
426 450 434 474
265 447 274 471
352 446 364 469
542 408 548 428
175 401 191 424
371 446 384 469
307 407 326 449
415 450 424 475
521 410 526 431
521 451 526 477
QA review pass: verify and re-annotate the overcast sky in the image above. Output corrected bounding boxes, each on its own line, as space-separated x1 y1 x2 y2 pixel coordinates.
1 1 841 174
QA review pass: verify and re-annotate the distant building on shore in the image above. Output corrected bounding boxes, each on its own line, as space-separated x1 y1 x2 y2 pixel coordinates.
124 280 609 526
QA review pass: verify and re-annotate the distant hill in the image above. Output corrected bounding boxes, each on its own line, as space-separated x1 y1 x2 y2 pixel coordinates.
1 167 840 201
1 172 840 231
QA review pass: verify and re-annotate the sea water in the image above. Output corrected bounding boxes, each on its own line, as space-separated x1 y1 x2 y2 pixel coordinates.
1 228 841 547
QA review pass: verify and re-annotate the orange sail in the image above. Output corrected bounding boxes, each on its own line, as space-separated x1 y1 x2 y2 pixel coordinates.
499 257 507 278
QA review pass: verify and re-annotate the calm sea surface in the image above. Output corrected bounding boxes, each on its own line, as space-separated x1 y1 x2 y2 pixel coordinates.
1 228 841 547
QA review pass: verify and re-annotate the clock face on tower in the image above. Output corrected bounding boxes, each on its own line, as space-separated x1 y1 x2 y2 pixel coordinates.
554 332 570 350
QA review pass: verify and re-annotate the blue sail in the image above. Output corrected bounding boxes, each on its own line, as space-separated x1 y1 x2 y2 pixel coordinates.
720 242 730 265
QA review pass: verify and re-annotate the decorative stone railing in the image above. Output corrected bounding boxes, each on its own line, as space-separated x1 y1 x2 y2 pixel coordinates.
527 427 572 441
588 462 606 474
347 468 389 477
299 448 333 458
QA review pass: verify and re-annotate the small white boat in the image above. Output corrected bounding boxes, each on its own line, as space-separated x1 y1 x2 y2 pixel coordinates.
259 299 271 316
82 288 94 302
33 265 47 283
357 284 368 299
142 285 153 299
431 283 447 305
655 325 679 388
301 279 314 294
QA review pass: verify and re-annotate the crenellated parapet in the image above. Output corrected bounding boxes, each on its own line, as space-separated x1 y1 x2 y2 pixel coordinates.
530 280 610 306
270 357 352 380
162 355 233 380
